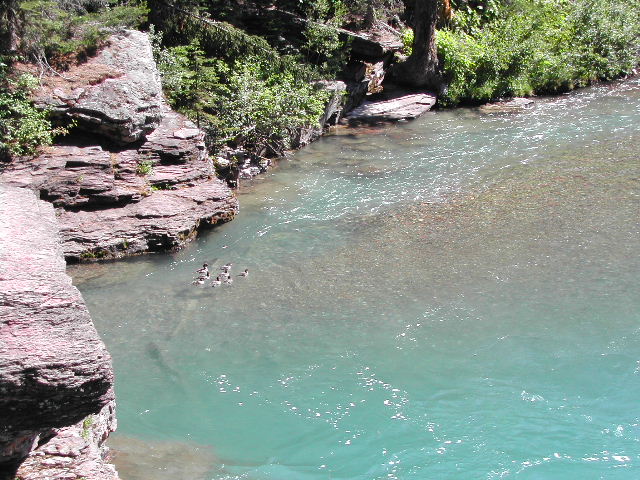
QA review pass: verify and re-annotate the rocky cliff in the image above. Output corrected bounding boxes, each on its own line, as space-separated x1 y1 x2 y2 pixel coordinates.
0 185 116 479
3 30 239 262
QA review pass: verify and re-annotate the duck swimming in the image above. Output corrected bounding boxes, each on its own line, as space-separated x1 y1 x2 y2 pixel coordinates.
211 276 222 287
192 271 210 285
239 269 249 277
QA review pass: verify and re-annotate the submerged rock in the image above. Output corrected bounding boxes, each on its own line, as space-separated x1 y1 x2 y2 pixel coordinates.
0 185 115 474
479 97 535 113
109 435 218 480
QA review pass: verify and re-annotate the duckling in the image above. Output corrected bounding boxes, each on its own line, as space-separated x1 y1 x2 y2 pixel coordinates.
192 271 210 285
238 269 249 277
196 263 209 275
211 276 222 287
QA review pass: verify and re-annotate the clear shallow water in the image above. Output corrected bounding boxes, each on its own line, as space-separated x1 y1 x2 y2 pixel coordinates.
71 79 640 479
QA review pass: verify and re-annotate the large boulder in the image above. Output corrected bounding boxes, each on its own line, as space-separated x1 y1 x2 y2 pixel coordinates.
34 30 163 145
0 185 115 474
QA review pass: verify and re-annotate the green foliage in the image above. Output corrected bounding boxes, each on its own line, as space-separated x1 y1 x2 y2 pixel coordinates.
0 65 66 159
158 40 330 155
11 0 147 66
401 27 413 55
341 0 404 26
438 0 640 105
136 158 154 175
81 415 94 440
302 0 347 73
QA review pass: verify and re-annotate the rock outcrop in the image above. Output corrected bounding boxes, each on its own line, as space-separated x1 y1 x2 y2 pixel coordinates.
34 30 163 145
2 31 238 262
0 185 116 477
59 177 236 261
15 401 119 480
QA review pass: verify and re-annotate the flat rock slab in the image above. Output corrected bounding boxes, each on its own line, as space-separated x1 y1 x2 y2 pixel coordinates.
346 93 437 124
0 185 114 466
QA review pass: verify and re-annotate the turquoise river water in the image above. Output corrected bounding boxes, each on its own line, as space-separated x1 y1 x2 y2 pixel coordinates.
70 78 640 479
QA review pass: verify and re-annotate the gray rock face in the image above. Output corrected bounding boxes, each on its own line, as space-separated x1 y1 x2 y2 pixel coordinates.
16 402 120 480
34 30 163 144
345 92 437 124
0 185 115 472
340 29 403 61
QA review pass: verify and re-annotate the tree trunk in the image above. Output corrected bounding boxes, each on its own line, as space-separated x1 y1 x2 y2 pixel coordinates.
389 0 441 90
0 0 21 54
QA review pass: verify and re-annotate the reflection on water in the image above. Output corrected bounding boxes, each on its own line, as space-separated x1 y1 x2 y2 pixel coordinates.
72 78 640 479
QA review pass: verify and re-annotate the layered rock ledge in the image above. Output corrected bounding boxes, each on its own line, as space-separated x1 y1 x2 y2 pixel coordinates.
3 31 238 262
0 185 116 478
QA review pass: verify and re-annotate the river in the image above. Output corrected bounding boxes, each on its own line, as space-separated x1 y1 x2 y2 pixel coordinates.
70 78 640 479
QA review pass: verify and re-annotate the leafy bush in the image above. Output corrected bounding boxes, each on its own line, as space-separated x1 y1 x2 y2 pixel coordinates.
438 0 640 105
136 158 154 175
401 27 413 55
302 0 347 73
157 40 329 155
0 65 66 159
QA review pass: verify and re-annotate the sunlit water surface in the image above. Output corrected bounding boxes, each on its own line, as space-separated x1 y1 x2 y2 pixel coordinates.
71 79 640 479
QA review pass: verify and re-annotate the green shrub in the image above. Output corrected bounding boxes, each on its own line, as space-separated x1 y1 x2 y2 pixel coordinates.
438 0 640 105
302 0 347 74
157 40 329 155
11 0 147 67
401 27 413 55
0 65 66 159
136 158 154 175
